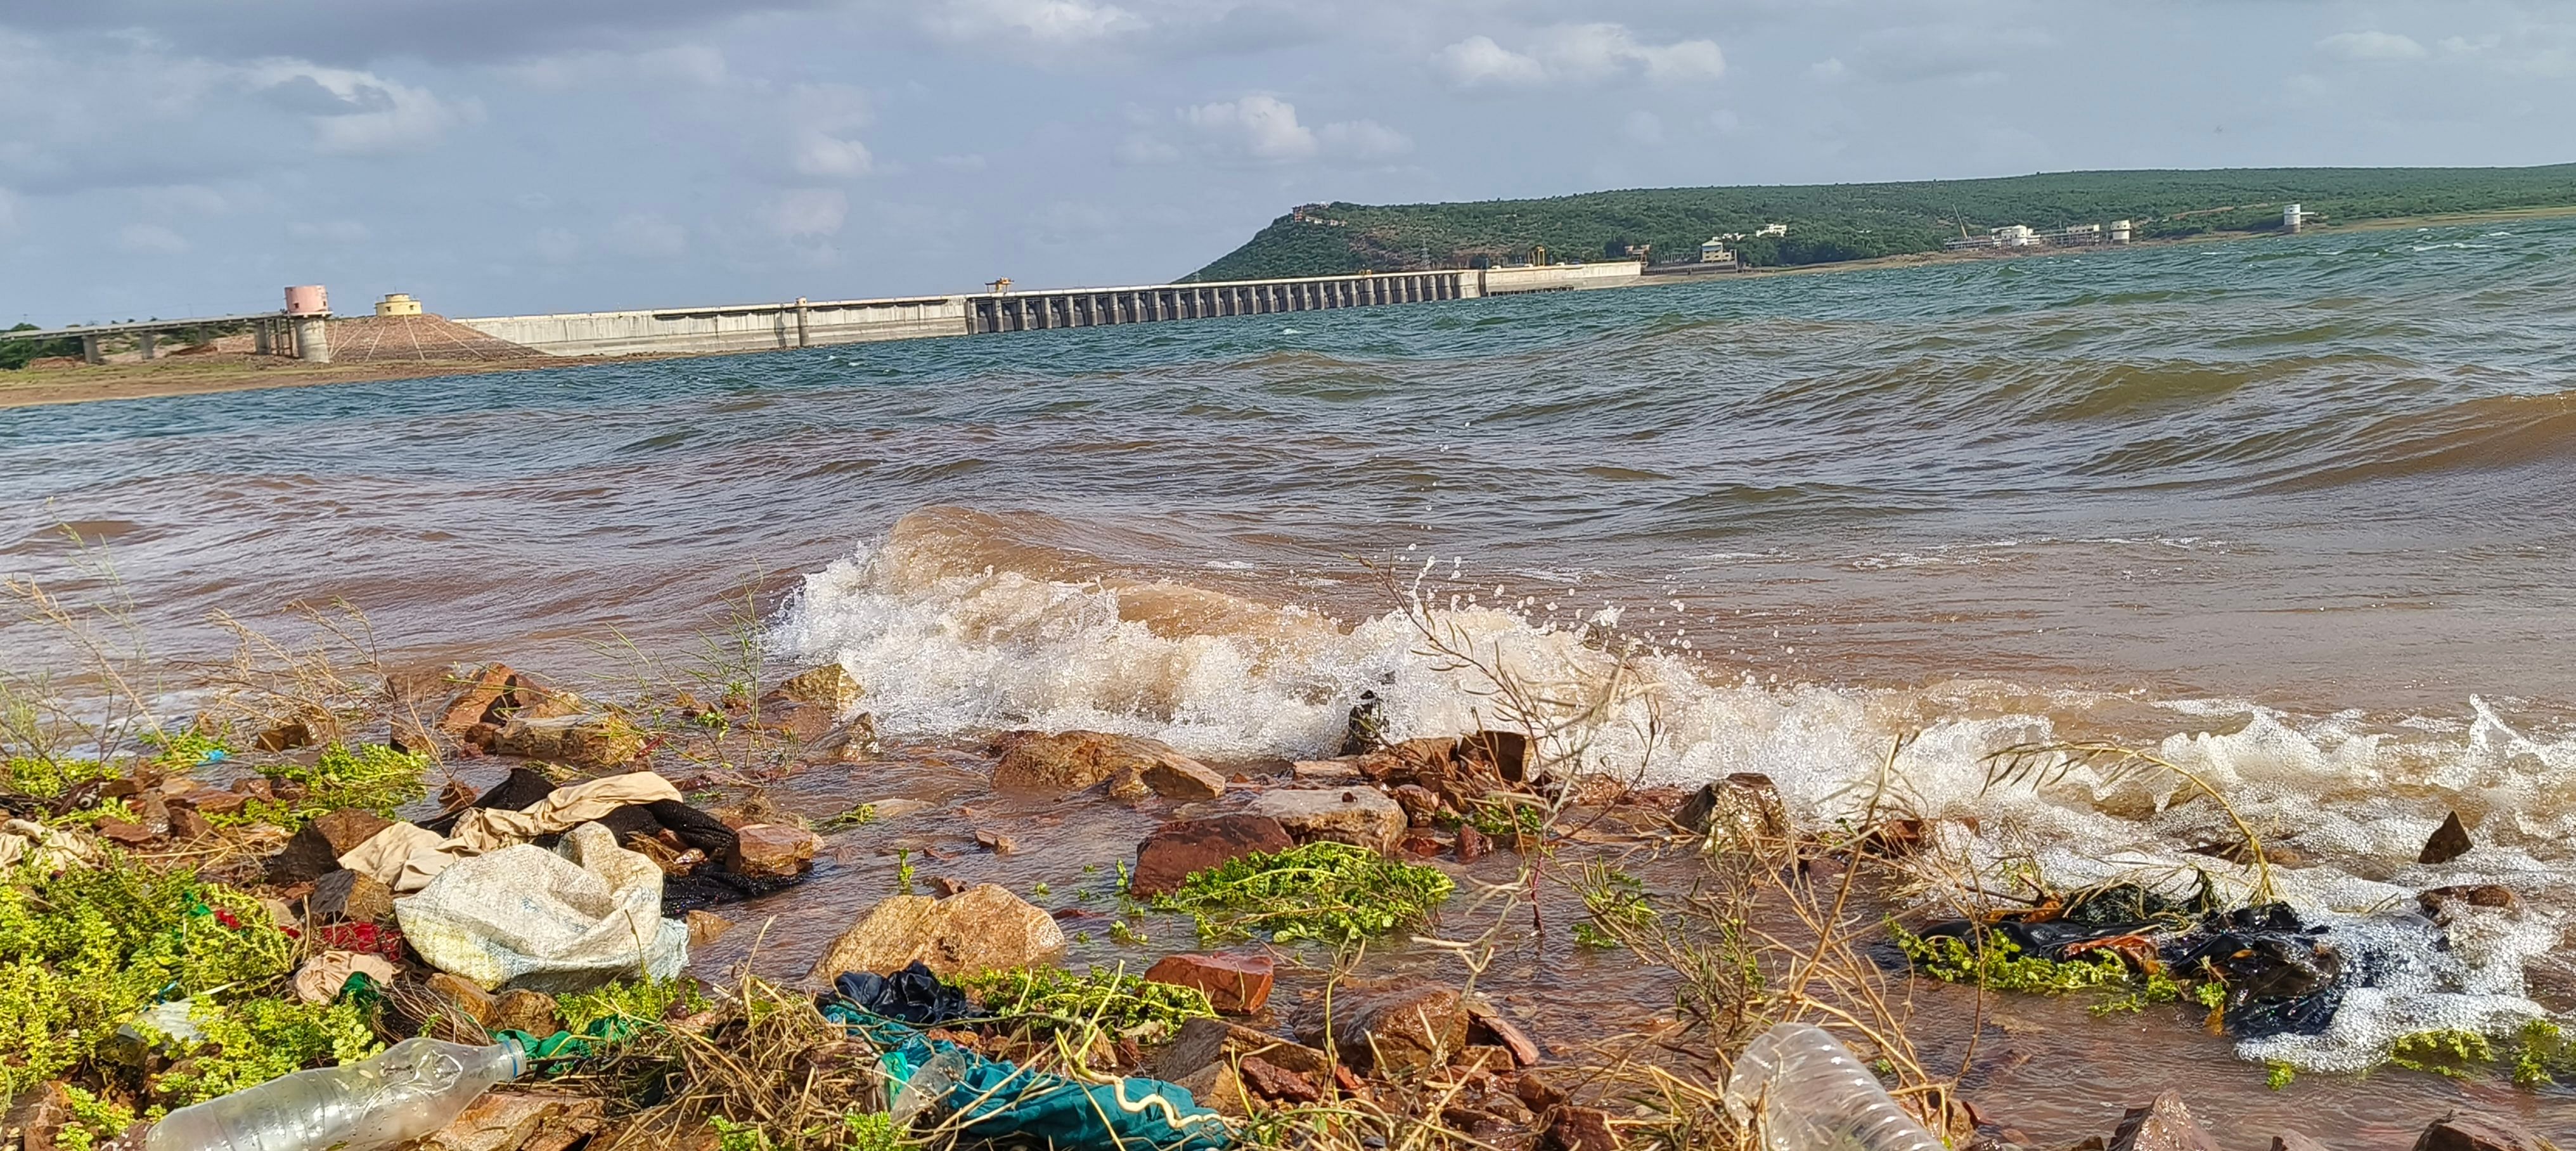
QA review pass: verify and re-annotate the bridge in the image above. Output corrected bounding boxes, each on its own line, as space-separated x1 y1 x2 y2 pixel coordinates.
3 312 304 364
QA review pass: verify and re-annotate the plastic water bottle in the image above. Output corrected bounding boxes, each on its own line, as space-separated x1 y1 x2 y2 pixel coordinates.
889 1048 970 1127
1722 1023 1945 1151
146 1037 524 1151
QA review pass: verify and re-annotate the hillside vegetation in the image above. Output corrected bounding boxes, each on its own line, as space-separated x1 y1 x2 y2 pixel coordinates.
1182 164 2576 281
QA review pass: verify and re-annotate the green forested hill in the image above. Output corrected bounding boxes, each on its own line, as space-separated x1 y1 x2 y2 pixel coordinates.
1181 164 2576 281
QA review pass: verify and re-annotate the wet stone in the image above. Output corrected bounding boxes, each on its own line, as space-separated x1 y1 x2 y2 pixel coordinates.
1131 814 1295 898
974 828 1019 855
2412 1112 2555 1151
267 808 394 885
1145 952 1275 1013
2419 811 2473 865
804 884 1066 981
1541 1105 1623 1151
1250 786 1407 854
1238 1054 1320 1102
1299 984 1470 1076
724 823 819 878
686 910 734 947
2108 1091 2220 1151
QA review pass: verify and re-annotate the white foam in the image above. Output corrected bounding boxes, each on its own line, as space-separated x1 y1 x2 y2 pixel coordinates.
770 537 2576 1071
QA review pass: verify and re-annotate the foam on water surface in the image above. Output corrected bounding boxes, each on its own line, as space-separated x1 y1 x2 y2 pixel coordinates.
772 527 2576 1072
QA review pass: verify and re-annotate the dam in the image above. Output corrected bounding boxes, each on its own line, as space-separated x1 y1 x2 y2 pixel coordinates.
449 261 1642 357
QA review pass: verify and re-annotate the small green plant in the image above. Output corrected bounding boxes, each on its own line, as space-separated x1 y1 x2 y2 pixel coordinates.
2513 1020 2566 1087
2092 970 2187 1016
1150 840 1455 944
2194 981 2227 1009
1573 862 1654 949
1894 926 2127 994
1109 920 1149 946
817 803 877 832
1466 798 1548 841
843 1110 903 1151
958 966 1214 1041
558 975 709 1034
709 1116 772 1151
0 755 120 800
2388 1029 2496 1079
56 1086 135 1151
151 997 382 1106
142 730 231 769
1032 881 1051 897
264 743 429 821
893 849 915 894
2267 1061 2297 1091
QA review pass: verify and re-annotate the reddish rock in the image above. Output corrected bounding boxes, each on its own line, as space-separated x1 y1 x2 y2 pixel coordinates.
1542 1105 1623 1151
993 730 1221 796
97 818 157 847
231 777 275 801
723 823 819 878
1299 984 1470 1075
1146 953 1276 1013
3 1081 74 1151
267 808 395 885
171 788 249 819
2272 1135 2332 1151
1249 787 1408 853
1456 825 1490 861
2419 811 2473 865
1130 815 1294 897
2419 885 2516 912
439 664 518 733
255 720 313 753
1464 998 1542 1066
169 806 216 843
427 972 501 1026
974 828 1019 855
687 910 734 948
2412 1112 2555 1151
1238 1055 1320 1102
489 989 561 1037
1398 834 1443 858
307 869 395 924
1391 784 1443 825
757 698 838 743
2109 1091 2220 1151
1139 756 1228 801
1512 1071 1569 1115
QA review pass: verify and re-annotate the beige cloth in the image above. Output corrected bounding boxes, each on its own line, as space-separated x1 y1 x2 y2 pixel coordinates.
0 818 99 871
395 822 688 993
339 771 685 892
290 950 399 1003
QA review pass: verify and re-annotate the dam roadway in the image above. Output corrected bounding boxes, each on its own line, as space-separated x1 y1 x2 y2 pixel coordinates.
451 262 1643 358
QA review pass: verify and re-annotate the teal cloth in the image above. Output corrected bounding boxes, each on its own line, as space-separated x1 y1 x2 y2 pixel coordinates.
824 1003 1232 1150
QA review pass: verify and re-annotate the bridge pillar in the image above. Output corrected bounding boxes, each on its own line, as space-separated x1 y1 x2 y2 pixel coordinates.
79 333 102 364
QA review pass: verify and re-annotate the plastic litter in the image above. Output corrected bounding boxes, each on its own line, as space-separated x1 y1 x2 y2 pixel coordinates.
835 961 978 1026
823 1001 1230 1151
145 1036 524 1151
1722 1022 1945 1151
394 821 687 993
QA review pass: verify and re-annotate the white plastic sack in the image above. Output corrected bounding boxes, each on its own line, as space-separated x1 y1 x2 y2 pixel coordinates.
393 821 688 993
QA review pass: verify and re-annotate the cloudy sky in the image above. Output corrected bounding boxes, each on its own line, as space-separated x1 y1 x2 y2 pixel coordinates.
4 0 2572 326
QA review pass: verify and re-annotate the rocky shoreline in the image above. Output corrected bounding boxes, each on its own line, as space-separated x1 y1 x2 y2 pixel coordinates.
0 647 2566 1151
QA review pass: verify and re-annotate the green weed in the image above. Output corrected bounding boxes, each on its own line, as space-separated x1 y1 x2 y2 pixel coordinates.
1149 840 1455 945
957 967 1213 1041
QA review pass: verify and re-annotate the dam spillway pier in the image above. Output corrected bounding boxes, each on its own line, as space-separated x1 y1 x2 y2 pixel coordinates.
965 270 1475 333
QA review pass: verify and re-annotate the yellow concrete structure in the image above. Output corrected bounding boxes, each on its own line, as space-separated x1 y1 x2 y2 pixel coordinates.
375 293 423 317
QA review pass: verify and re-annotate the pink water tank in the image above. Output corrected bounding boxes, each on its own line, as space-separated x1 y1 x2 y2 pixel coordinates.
283 285 329 316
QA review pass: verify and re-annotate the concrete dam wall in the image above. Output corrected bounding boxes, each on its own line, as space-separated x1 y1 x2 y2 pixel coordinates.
454 262 1642 357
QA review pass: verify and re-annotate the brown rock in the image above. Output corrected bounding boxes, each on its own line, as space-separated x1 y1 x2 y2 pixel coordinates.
1146 953 1276 1013
974 828 1019 855
171 788 248 819
2419 885 2517 913
307 869 395 925
687 910 735 948
2108 1091 2220 1151
439 664 519 733
1397 834 1443 858
769 664 862 712
267 809 396 885
992 730 1220 796
1140 756 1228 801
2412 1112 2557 1151
1153 1017 1336 1081
1292 760 1363 783
804 884 1066 981
1168 1060 1249 1117
494 714 643 769
1464 996 1542 1066
1249 787 1408 854
1238 1054 1320 1102
418 1091 604 1151
2273 1135 2333 1151
1299 984 1470 1075
724 823 820 878
97 818 157 847
923 875 966 898
1456 824 1490 861
131 791 171 835
255 720 313 753
427 972 501 1027
2420 811 2473 865
757 698 838 743
1512 1071 1569 1115
1131 815 1296 897
169 807 216 843
1542 1105 1623 1151
1670 773 1789 848
4 1081 74 1151
230 778 275 801
1391 784 1444 825
489 989 560 1037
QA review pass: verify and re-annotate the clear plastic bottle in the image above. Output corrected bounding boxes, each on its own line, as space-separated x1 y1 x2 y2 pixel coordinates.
888 1048 969 1127
1722 1022 1946 1151
146 1036 524 1151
